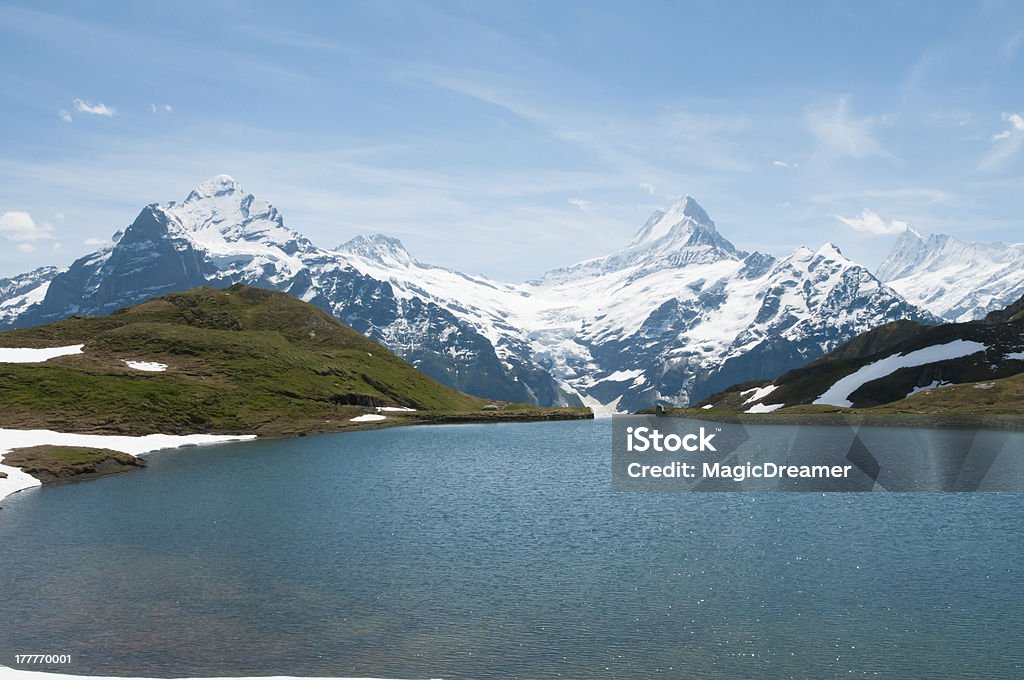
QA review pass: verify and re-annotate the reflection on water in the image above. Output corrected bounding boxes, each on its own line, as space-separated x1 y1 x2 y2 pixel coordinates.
1 420 1023 678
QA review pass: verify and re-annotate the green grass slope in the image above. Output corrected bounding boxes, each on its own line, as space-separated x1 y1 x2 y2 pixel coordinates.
0 285 498 436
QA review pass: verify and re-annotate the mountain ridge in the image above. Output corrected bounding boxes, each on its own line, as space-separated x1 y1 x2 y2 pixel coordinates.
0 175 944 412
878 226 1024 322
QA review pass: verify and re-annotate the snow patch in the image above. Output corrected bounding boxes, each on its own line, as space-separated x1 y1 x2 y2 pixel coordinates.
0 429 255 502
1005 352 1024 361
376 406 416 412
745 403 784 413
350 414 387 422
123 360 168 372
0 344 84 363
742 384 778 405
906 380 950 398
814 340 988 407
701 404 714 410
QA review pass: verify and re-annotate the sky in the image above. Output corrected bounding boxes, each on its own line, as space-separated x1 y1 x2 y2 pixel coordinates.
0 0 1022 281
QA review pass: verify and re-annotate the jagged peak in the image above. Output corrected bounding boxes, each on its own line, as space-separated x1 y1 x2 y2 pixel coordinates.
338 234 417 267
628 195 718 247
185 174 244 202
669 195 713 225
815 242 844 259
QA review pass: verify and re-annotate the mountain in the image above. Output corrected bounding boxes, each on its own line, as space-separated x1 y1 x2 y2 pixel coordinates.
0 265 59 327
0 285 591 437
0 176 934 412
699 291 1024 414
878 227 1024 322
6 176 574 407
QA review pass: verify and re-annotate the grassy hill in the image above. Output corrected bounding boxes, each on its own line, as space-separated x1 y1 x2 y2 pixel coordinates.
0 285 588 437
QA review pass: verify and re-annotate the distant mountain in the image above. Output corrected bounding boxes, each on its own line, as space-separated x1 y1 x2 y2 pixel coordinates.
700 291 1024 414
0 265 59 326
0 176 935 412
878 227 1024 322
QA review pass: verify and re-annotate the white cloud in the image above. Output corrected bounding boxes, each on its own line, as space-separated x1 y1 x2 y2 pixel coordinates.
83 237 112 247
568 197 593 211
980 112 1024 170
835 209 909 236
73 98 116 117
639 182 657 195
59 109 72 123
807 97 893 160
165 104 173 112
52 242 62 253
0 211 55 241
17 243 36 253
150 103 157 113
772 160 790 168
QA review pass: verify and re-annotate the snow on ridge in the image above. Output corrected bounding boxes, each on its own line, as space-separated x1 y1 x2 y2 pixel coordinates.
0 344 84 363
813 340 988 407
742 384 778 405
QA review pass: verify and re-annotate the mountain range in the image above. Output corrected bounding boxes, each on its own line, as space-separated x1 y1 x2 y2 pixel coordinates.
1 175 1019 412
877 227 1024 323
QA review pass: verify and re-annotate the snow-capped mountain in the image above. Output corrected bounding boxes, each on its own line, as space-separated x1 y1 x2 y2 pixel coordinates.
0 176 934 412
0 265 59 327
878 227 1024 322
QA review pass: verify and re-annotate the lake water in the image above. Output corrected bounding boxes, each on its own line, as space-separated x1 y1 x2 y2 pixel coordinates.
2 419 1023 679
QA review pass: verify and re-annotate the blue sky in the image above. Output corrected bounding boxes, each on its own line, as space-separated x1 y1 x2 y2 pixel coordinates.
0 0 1022 280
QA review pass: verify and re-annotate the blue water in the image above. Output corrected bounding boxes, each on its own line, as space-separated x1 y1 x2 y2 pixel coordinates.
1 420 1023 678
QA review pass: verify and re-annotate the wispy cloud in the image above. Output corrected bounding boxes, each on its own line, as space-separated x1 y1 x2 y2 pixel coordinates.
568 197 593 211
806 97 894 161
0 211 55 241
58 109 72 123
73 98 116 116
980 112 1024 170
835 209 909 236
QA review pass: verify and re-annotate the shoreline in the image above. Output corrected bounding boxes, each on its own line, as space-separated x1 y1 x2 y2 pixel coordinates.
0 407 593 504
0 429 256 504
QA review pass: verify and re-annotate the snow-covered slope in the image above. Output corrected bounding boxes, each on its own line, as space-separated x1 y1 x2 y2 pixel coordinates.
0 177 934 411
878 227 1024 322
0 265 59 327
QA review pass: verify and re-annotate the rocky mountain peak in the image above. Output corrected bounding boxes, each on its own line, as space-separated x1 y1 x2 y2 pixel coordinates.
185 174 244 203
338 234 416 267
